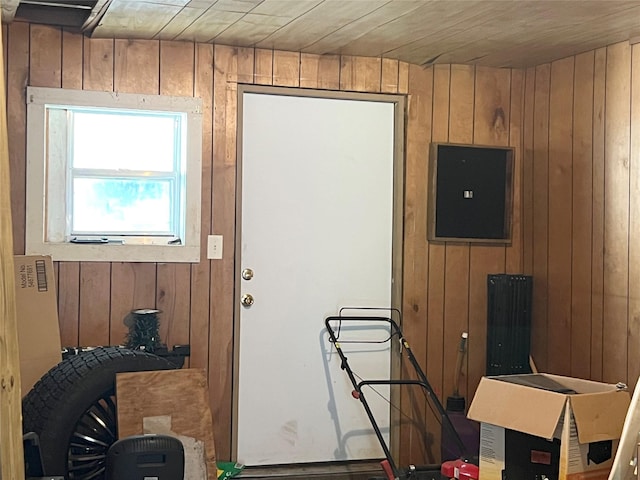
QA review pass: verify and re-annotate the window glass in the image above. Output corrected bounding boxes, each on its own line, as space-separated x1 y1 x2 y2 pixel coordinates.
72 178 173 234
71 110 178 172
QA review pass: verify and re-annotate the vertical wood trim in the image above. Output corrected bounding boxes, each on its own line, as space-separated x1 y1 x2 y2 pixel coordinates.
83 37 114 91
531 63 551 371
468 66 511 402
76 36 114 347
340 55 382 92
79 263 111 345
506 69 524 274
62 29 82 89
156 262 192 349
591 47 607 382
6 22 28 255
400 63 433 466
0 17 25 480
157 40 195 352
317 54 340 90
443 64 473 409
237 47 254 84
522 67 536 275
29 27 63 348
190 43 214 372
58 262 80 347
571 51 595 380
160 40 194 97
300 53 340 90
109 263 157 345
111 39 160 345
547 56 574 375
628 44 640 390
603 41 631 383
381 58 399 93
57 30 83 348
299 53 320 88
254 48 273 85
29 25 61 87
114 39 159 95
211 44 238 461
425 63 450 464
2 24 7 97
398 62 410 94
300 53 320 89
273 50 300 87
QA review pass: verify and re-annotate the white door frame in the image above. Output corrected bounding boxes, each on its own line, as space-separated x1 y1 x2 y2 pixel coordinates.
232 85 406 463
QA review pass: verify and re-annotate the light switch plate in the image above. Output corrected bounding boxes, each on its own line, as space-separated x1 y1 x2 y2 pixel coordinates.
207 235 223 259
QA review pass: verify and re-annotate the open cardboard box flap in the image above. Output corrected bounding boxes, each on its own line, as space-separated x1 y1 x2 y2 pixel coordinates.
570 389 629 443
468 375 566 439
468 373 629 442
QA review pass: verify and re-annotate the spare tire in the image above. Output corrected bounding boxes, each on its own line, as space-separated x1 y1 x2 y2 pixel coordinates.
22 346 176 480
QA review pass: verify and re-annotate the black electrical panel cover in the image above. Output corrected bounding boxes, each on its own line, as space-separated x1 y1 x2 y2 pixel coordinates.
428 143 514 243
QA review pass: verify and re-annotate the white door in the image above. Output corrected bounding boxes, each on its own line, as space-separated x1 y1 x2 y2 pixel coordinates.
236 89 400 466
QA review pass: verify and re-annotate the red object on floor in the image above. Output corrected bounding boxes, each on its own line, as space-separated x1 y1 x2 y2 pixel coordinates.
441 460 457 477
458 461 479 480
440 459 478 480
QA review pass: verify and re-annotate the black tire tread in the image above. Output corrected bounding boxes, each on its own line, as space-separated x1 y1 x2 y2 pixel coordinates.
22 346 176 479
23 347 162 432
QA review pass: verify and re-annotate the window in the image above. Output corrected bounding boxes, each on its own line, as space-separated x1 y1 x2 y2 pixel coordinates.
26 86 203 262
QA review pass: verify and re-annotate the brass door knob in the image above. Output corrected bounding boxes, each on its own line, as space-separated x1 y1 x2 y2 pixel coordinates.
242 268 254 280
241 294 254 307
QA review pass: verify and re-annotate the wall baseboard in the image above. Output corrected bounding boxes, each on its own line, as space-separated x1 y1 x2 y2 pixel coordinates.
236 460 384 479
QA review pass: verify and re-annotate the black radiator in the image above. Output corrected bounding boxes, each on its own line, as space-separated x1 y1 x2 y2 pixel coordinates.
486 274 533 376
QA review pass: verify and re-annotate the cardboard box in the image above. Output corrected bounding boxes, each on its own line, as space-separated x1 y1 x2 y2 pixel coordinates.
14 255 62 396
467 374 630 480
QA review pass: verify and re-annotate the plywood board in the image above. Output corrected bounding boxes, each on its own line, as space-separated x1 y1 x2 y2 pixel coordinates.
116 369 216 480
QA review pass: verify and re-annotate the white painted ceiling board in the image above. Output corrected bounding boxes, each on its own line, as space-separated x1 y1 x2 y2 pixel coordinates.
93 0 183 38
1 0 20 23
336 1 494 59
213 0 263 13
254 0 390 50
302 1 425 54
213 13 291 46
153 6 207 40
249 0 323 18
175 8 245 42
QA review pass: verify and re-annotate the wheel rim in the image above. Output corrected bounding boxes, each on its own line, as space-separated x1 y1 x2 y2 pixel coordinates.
67 390 117 480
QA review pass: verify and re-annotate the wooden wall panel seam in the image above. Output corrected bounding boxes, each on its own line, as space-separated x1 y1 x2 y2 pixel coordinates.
591 47 606 382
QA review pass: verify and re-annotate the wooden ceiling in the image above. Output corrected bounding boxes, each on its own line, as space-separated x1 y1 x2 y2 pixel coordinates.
6 0 640 68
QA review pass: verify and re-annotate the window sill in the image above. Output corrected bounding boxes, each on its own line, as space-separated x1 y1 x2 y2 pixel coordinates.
25 241 201 263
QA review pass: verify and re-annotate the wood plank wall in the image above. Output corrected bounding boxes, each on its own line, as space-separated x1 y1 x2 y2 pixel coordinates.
400 64 523 464
522 40 640 393
0 17 25 480
4 23 523 465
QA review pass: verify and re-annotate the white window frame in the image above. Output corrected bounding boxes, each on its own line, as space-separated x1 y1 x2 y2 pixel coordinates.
26 86 203 263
